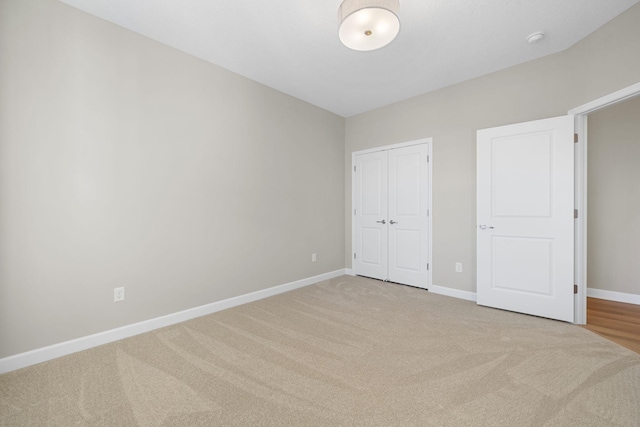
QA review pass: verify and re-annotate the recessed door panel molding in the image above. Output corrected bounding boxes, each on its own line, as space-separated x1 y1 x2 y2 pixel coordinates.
491 236 553 296
361 159 385 216
361 227 384 266
393 153 421 216
393 229 421 272
352 139 432 289
477 115 574 322
492 133 553 218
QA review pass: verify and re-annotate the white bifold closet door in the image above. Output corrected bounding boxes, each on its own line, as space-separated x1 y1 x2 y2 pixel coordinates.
353 144 430 288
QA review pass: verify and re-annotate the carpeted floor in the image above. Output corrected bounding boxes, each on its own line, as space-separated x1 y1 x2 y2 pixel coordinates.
1 275 639 426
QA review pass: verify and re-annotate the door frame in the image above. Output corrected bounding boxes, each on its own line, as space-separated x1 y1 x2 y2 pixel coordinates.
570 81 640 324
351 138 433 289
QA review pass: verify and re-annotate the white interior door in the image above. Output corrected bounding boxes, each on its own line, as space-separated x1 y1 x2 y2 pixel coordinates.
354 151 388 281
353 142 430 288
477 116 574 322
388 144 430 288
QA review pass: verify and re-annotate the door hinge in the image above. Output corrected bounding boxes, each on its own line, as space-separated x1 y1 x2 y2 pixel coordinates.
354 209 356 215
574 284 578 294
427 209 430 216
354 253 356 259
574 133 579 143
574 209 578 219
427 155 430 163
427 263 429 271
353 165 356 172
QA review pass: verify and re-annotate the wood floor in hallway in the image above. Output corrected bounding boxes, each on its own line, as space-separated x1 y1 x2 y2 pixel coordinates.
583 297 640 354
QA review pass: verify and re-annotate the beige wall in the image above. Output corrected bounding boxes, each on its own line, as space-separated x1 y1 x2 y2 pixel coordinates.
587 95 640 295
2 0 640 360
0 0 345 358
345 4 640 293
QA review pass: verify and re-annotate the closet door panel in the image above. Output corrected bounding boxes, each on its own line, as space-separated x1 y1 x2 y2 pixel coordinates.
353 151 388 281
388 144 430 288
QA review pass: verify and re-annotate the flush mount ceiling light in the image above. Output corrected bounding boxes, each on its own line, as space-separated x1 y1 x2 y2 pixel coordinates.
526 32 545 44
338 0 400 51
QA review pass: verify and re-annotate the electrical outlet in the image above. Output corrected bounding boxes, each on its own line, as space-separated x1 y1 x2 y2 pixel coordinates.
455 262 462 273
114 287 125 302
311 253 317 262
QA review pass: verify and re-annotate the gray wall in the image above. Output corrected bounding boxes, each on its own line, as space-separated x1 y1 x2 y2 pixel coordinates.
0 0 345 358
345 4 640 293
587 95 640 295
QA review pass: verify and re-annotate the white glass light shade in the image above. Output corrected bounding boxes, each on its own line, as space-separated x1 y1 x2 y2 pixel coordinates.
338 0 400 51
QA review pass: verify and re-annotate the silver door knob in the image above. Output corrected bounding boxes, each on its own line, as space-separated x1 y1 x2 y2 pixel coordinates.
376 220 386 224
390 220 398 225
479 224 494 230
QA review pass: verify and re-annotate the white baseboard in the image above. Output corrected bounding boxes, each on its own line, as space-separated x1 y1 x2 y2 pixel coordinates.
0 269 347 374
346 273 476 302
587 288 640 305
429 284 477 302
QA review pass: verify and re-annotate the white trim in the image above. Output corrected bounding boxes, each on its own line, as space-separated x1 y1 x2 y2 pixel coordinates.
351 137 432 157
573 113 588 325
345 268 355 276
569 82 640 115
587 288 640 306
351 138 433 288
427 142 433 290
429 284 477 302
570 81 640 325
0 269 346 374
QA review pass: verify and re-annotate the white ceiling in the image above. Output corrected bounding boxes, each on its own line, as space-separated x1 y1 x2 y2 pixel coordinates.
58 0 639 117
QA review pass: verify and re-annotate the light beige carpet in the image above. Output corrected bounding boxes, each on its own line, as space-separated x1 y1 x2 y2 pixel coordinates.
1 275 639 426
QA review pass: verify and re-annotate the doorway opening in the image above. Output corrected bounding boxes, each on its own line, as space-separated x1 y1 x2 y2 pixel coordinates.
570 81 640 324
